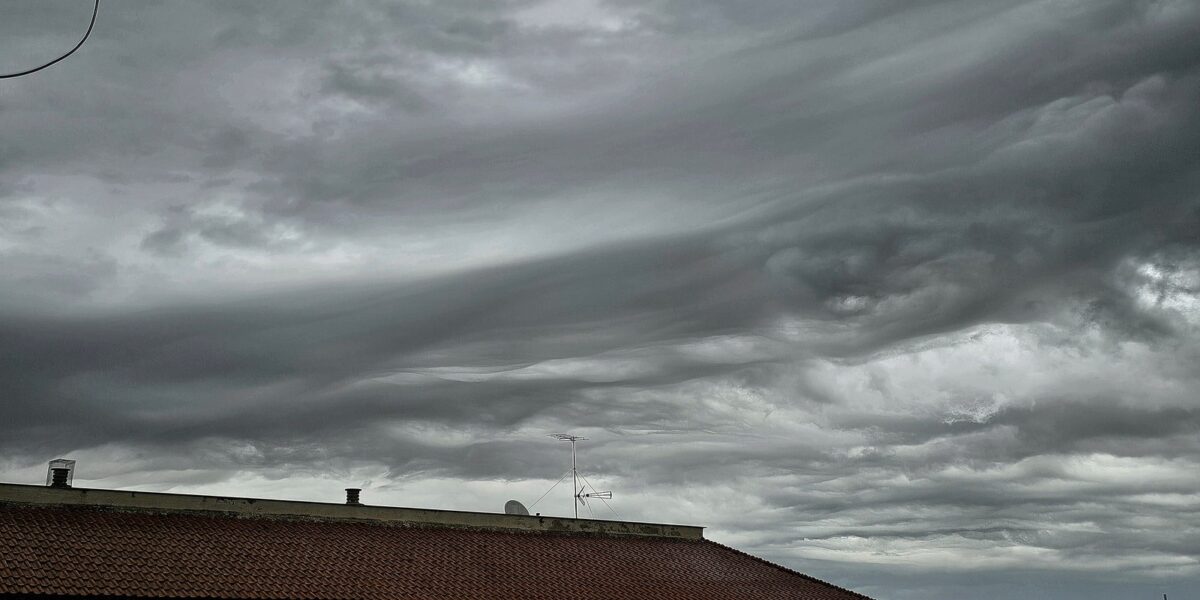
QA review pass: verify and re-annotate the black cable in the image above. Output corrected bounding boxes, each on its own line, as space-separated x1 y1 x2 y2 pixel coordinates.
1 0 99 80
527 469 572 510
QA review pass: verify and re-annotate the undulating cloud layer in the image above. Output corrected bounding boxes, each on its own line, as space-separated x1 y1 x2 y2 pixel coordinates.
2 1 1198 598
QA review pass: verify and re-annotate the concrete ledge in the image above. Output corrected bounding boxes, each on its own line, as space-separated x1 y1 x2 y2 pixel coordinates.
0 482 704 540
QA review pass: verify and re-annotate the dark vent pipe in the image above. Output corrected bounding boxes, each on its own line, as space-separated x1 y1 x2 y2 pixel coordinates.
345 488 361 505
50 468 71 488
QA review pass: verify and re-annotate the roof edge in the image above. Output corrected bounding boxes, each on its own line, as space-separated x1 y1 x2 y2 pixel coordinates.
0 482 703 540
703 539 875 599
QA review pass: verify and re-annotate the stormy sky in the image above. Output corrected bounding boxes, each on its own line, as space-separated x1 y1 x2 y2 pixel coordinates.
2 1 1198 597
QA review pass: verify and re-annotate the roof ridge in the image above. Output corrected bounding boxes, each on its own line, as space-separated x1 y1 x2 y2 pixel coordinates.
0 482 703 540
702 538 875 600
0 500 702 542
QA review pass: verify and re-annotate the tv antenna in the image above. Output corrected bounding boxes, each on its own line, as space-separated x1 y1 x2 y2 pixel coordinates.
548 433 612 518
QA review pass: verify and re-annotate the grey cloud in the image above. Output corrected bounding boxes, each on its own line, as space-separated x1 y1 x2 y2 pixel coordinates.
0 233 762 446
319 62 433 112
2 1 1200 599
0 250 118 301
140 202 303 254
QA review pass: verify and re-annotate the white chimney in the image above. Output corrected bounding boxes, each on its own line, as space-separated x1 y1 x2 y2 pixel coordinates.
46 458 76 488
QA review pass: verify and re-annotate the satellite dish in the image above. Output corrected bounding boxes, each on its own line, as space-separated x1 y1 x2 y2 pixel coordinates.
504 500 530 516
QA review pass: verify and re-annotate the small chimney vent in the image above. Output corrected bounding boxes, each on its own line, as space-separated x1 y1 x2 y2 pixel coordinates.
345 488 361 505
50 468 71 488
46 459 76 488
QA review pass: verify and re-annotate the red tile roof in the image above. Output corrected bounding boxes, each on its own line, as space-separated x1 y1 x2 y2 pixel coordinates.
0 503 870 600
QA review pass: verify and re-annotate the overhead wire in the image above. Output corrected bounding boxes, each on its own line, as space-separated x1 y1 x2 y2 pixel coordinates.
1 0 99 80
527 469 572 511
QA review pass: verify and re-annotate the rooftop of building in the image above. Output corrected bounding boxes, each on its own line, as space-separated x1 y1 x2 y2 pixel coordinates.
0 479 873 600
0 481 702 540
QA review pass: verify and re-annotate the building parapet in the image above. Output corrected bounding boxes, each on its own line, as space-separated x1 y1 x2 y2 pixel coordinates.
0 482 704 540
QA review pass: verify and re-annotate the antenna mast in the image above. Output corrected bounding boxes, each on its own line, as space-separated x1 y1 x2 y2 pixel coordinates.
550 433 584 518
549 433 611 518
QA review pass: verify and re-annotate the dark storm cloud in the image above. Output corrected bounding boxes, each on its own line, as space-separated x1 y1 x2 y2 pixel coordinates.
3 1 1200 599
0 233 770 448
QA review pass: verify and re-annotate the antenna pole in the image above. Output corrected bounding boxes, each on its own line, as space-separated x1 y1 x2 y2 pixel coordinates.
549 433 589 519
572 437 579 519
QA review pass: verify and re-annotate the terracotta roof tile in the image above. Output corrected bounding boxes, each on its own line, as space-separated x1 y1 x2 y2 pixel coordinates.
0 503 870 599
